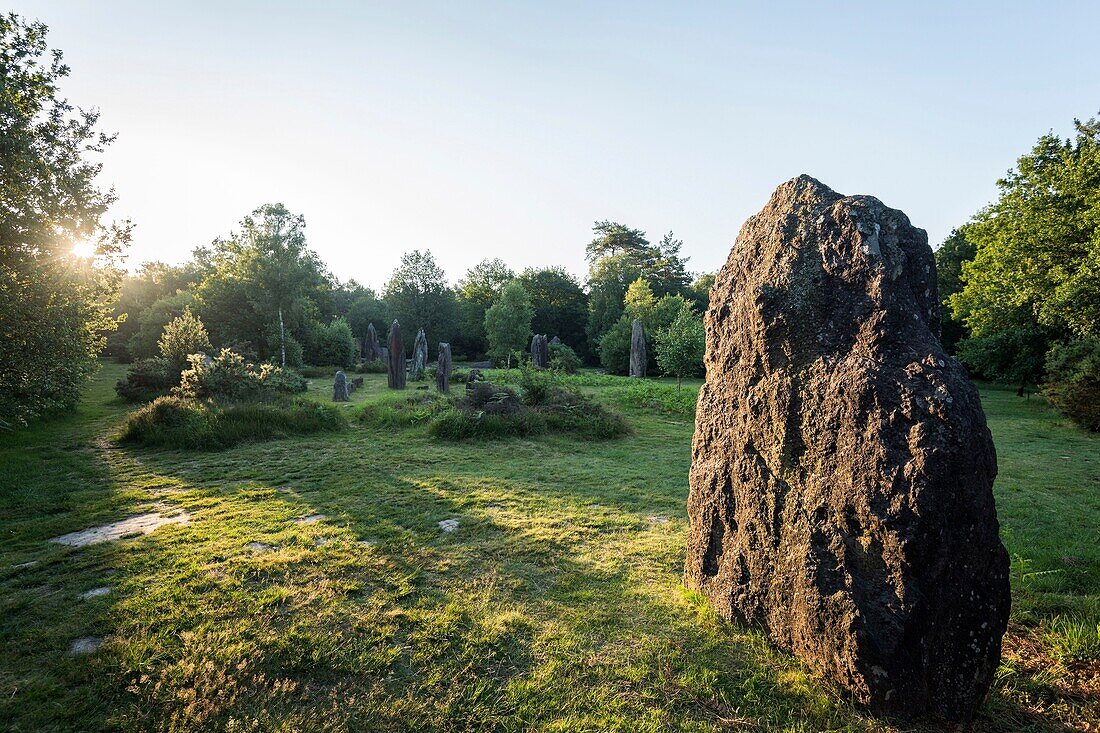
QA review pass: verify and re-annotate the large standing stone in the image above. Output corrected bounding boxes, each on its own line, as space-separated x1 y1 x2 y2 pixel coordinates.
683 175 1010 723
365 322 383 362
436 342 452 393
386 320 406 390
629 320 647 378
530 334 549 369
411 328 428 380
333 370 349 401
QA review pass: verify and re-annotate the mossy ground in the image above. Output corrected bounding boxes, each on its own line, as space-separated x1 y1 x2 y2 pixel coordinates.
0 364 1096 731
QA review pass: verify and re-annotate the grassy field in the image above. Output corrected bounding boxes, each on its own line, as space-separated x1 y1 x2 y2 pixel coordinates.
1 363 1097 732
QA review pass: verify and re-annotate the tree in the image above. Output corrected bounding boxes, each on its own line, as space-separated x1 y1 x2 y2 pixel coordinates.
346 289 388 357
157 308 211 372
108 261 202 361
598 317 633 375
0 14 129 426
194 204 331 365
934 229 976 353
623 278 657 324
484 281 534 368
655 306 705 389
455 258 514 357
382 250 457 357
952 118 1100 339
686 273 715 313
516 267 588 354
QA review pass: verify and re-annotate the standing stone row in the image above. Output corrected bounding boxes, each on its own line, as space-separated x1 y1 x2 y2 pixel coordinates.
364 322 383 362
411 328 428 380
436 342 452 393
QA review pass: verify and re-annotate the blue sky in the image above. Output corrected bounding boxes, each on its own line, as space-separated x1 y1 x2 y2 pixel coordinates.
14 1 1100 289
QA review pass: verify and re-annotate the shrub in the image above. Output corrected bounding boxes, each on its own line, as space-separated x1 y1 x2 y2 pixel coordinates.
654 306 705 388
313 317 358 369
598 317 633 375
1042 338 1100 430
117 395 346 449
176 349 307 400
428 409 545 440
355 360 388 374
548 342 581 374
115 357 178 402
158 308 211 371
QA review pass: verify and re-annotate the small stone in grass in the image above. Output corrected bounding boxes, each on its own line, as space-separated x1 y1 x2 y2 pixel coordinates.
438 519 460 533
11 560 38 570
245 541 275 552
69 637 103 655
648 515 670 525
79 587 111 601
295 514 326 524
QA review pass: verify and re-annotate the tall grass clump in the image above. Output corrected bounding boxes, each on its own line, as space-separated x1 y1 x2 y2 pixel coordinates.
606 380 698 417
117 395 346 449
359 392 449 428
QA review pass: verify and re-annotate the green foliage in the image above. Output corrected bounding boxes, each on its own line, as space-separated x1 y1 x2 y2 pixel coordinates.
548 342 581 374
654 306 705 387
107 261 200 360
598 317 633 375
126 291 195 361
952 118 1100 340
516 267 589 359
623 278 656 323
117 395 346 449
311 317 357 369
359 392 449 428
484 281 534 368
382 249 456 356
454 258 514 358
1042 338 1100 430
934 229 976 352
345 290 388 354
176 349 307 401
686 273 715 313
114 357 177 403
0 13 129 425
157 308 212 371
956 328 1050 390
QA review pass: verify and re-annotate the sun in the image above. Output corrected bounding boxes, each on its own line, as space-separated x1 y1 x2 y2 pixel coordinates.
70 239 96 258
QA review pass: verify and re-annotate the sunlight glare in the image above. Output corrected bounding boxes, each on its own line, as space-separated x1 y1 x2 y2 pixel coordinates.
70 239 96 258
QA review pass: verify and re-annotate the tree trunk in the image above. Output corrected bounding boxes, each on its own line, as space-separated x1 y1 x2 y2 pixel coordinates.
279 308 286 367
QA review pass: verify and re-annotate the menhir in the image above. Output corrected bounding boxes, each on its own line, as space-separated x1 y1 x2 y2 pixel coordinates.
683 175 1009 723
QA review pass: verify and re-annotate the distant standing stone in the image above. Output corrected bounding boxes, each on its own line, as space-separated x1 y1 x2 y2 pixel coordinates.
387 320 406 389
365 322 383 362
629 320 647 378
436 342 452 393
333 370 349 401
550 335 561 346
531 334 549 369
683 175 1010 724
466 369 481 391
411 328 428 380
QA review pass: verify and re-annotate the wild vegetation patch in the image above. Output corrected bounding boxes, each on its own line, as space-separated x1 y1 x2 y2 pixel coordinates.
117 395 346 449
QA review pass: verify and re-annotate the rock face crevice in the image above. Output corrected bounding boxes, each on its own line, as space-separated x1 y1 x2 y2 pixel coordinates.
684 175 1010 723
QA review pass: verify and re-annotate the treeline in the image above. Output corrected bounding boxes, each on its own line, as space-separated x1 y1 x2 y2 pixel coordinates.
935 116 1100 429
107 213 713 375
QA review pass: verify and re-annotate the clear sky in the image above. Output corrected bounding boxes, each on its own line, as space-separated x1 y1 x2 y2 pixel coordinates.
12 1 1100 290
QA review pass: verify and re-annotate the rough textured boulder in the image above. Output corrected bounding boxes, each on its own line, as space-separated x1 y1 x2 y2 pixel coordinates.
531 334 549 369
386 321 406 389
332 370 349 401
549 335 561 346
684 175 1010 723
436 342 452 393
411 328 428 380
365 322 383 362
629 320 647 378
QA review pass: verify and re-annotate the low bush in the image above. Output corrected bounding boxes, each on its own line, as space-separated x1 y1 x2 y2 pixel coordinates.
176 349 307 400
606 380 698 418
1042 338 1100 430
427 409 546 440
115 357 178 402
548 342 582 374
117 395 346 449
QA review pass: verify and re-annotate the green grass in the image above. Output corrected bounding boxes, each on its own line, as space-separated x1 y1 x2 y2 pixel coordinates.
0 365 1096 731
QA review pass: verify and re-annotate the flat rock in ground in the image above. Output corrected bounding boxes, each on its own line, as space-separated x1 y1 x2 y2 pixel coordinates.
438 519 460 533
50 510 191 547
69 637 103 655
79 587 111 601
245 542 276 553
295 514 326 524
